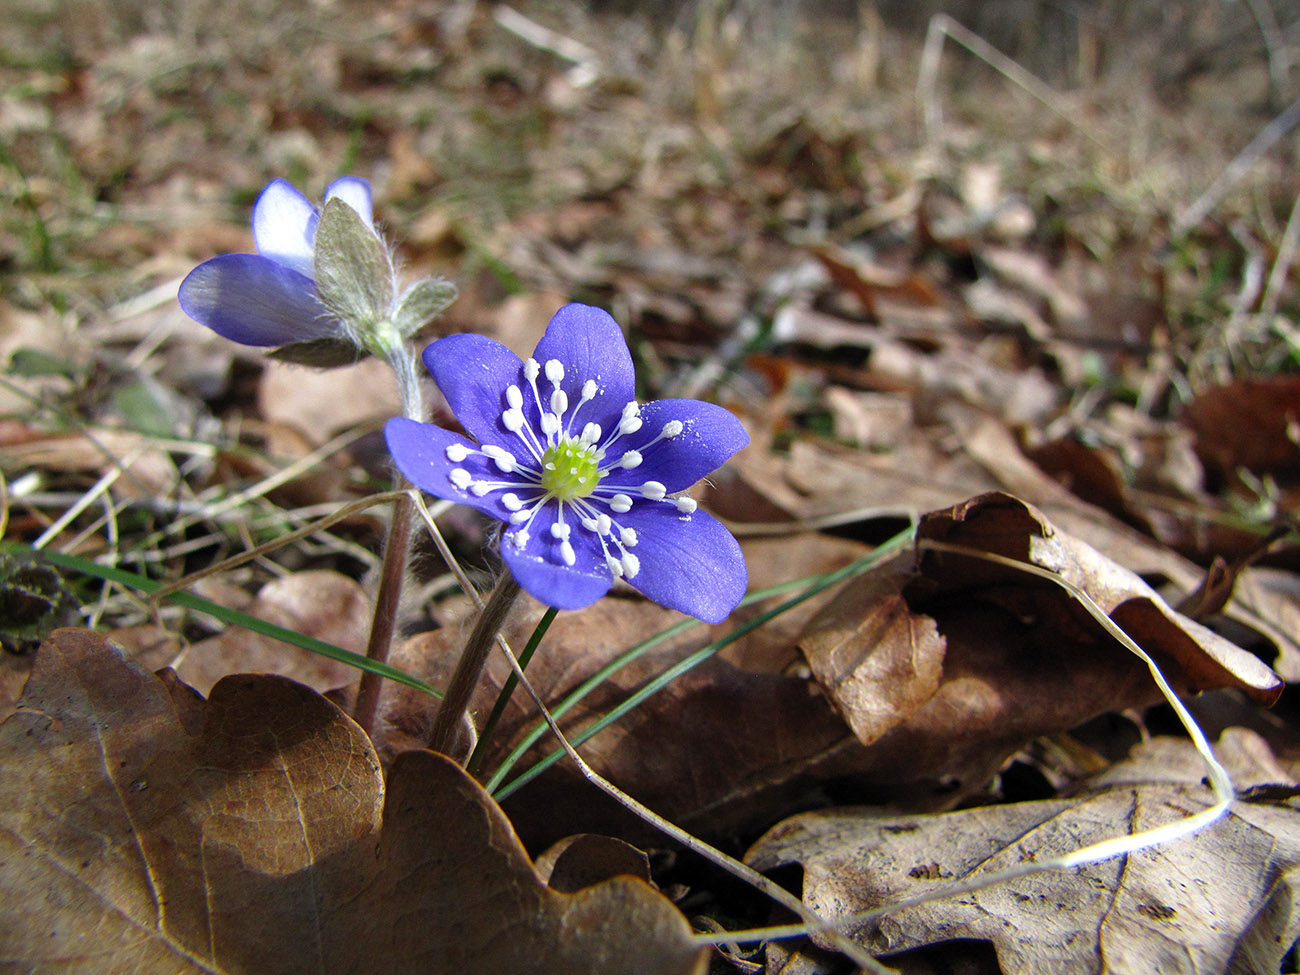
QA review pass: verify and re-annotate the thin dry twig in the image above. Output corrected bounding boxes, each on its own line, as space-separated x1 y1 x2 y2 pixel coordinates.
917 13 1117 161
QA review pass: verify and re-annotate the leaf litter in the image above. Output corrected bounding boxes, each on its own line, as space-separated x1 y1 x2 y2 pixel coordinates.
4 0 1300 971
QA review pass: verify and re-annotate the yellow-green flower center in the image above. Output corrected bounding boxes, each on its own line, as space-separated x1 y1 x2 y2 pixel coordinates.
540 440 601 500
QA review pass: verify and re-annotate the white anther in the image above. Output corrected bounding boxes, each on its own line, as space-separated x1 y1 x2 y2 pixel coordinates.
622 401 640 419
470 482 491 497
581 422 602 445
445 443 470 462
512 529 530 548
550 522 571 540
551 389 568 414
560 540 576 566
524 358 540 381
481 445 516 472
621 553 641 578
449 468 472 490
620 527 638 546
507 385 523 409
606 555 625 577
545 359 564 383
596 514 612 535
502 493 523 511
540 413 561 436
581 379 598 400
609 494 633 513
619 416 643 436
503 408 525 432
662 420 684 438
510 510 531 524
581 517 598 531
641 480 666 501
675 497 698 514
619 450 643 469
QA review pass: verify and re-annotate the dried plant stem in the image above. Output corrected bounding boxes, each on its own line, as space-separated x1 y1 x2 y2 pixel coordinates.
491 628 893 974
427 572 523 757
353 487 415 736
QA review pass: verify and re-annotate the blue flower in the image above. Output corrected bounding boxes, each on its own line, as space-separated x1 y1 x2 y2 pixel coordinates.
178 176 377 346
385 303 749 623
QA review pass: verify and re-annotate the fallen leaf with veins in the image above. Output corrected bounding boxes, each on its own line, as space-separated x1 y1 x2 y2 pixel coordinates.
746 728 1300 975
0 628 705 975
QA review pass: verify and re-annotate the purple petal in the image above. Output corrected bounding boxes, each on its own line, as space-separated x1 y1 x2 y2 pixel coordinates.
384 418 528 523
599 399 749 492
325 176 374 228
616 504 746 623
251 179 316 277
423 334 542 455
531 304 636 425
178 253 332 346
499 501 613 610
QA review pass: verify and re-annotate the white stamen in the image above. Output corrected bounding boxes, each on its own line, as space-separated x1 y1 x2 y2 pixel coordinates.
502 493 523 511
545 359 564 383
449 468 473 490
550 522 571 540
596 513 612 535
619 450 643 470
609 494 633 513
621 553 640 578
540 413 560 436
482 445 516 472
581 379 598 400
581 517 598 531
619 416 643 436
445 443 470 462
551 389 568 414
507 385 523 409
641 480 667 501
662 420 684 438
606 555 624 577
620 527 638 546
580 422 602 446
470 482 491 496
503 408 525 432
560 540 576 566
512 529 530 547
510 510 531 524
524 358 540 381
622 401 640 419
675 497 698 514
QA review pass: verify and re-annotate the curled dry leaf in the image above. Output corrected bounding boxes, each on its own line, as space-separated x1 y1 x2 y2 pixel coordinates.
746 729 1300 975
0 628 705 975
798 492 1281 807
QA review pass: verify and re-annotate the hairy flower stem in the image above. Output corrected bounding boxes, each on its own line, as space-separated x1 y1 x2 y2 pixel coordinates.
428 572 523 759
352 486 414 737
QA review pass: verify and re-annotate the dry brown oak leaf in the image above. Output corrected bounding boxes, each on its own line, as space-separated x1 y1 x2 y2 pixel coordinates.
799 491 1282 807
0 628 705 975
747 728 1300 975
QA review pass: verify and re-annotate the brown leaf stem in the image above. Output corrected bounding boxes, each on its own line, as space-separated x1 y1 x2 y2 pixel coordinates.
428 571 523 759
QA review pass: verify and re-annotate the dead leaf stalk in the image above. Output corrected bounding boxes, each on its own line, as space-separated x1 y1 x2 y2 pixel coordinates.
700 537 1240 955
490 620 896 974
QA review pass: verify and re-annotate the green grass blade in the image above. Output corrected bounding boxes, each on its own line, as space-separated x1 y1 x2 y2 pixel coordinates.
489 526 915 799
3 542 441 698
